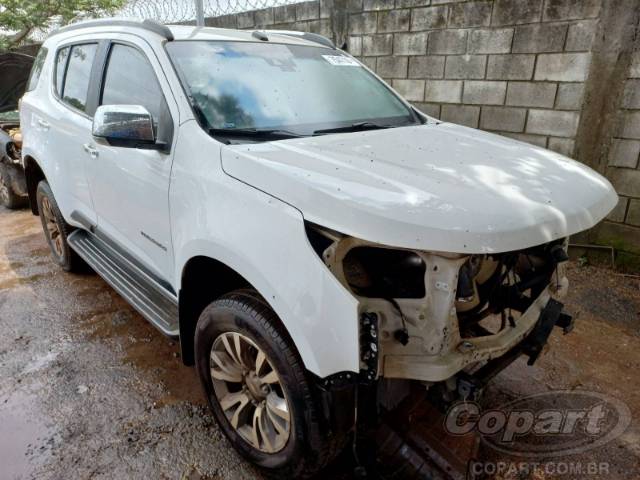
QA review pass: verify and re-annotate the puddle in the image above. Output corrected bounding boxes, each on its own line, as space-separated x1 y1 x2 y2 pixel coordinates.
0 388 57 480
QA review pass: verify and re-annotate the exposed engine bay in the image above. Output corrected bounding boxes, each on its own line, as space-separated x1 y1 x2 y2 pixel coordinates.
0 122 22 163
306 223 570 387
306 223 575 478
0 122 28 208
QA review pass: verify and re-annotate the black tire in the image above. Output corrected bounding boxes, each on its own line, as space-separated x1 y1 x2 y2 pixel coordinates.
36 181 85 272
195 289 346 479
0 163 27 209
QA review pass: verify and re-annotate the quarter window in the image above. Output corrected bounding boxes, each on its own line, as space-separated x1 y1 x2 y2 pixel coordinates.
26 47 48 92
60 43 98 113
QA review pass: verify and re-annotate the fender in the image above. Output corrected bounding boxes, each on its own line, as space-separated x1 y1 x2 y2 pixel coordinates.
173 212 361 378
170 130 361 377
22 155 46 215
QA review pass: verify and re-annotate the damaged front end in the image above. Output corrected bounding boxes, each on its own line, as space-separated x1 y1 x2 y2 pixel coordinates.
307 223 572 401
306 223 576 478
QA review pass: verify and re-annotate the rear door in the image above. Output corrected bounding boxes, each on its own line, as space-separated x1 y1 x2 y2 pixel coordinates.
84 37 178 283
20 47 50 198
42 41 101 223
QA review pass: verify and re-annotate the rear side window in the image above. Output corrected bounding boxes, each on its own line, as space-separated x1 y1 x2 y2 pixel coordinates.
26 47 48 92
101 44 165 124
59 43 97 113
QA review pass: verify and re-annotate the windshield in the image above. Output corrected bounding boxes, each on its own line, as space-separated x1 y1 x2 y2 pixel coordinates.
166 40 419 137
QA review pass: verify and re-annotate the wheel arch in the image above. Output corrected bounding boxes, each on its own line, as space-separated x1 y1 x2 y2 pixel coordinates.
178 255 288 366
23 155 47 215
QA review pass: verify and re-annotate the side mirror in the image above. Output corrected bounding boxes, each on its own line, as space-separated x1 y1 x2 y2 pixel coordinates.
92 105 164 150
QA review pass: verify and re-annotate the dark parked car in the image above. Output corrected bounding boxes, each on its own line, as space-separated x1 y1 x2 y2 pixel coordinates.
0 51 34 209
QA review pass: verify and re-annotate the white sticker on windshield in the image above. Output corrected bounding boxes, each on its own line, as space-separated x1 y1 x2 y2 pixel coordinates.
322 55 361 67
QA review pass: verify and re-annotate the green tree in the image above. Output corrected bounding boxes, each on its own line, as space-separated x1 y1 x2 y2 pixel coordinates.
0 0 125 51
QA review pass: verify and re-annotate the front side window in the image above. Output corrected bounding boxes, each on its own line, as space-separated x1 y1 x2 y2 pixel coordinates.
100 43 171 141
26 47 48 92
101 44 166 125
166 41 418 136
60 43 97 113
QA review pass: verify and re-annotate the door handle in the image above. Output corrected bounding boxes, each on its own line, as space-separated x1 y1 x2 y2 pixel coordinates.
37 119 50 130
83 143 99 159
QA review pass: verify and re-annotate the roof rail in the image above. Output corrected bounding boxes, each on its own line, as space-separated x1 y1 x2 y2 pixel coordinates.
265 30 335 49
51 18 174 41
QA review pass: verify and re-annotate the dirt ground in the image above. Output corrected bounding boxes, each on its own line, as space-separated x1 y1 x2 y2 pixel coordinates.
1 206 639 480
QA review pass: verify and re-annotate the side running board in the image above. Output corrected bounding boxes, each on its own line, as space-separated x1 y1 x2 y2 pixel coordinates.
68 229 179 336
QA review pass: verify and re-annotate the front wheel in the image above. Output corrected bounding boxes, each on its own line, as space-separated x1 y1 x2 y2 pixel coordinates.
194 290 346 478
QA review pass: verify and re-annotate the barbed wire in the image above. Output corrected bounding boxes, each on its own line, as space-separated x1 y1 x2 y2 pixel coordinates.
31 0 301 41
120 0 300 23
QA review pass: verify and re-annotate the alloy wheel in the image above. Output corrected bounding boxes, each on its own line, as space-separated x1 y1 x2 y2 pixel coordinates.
41 196 63 257
209 332 291 453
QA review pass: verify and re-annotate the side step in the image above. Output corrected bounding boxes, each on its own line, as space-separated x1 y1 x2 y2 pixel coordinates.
68 229 179 336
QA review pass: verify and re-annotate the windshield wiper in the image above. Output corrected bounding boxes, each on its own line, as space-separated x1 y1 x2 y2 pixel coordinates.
313 122 394 135
208 127 304 140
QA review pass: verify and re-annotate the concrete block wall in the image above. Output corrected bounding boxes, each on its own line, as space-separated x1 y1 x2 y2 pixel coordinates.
600 49 640 250
205 0 640 256
347 0 597 158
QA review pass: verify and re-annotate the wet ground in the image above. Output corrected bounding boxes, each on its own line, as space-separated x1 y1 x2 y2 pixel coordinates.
1 206 639 479
479 264 640 479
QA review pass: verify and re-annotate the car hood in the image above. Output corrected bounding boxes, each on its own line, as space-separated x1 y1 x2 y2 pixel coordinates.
0 52 34 114
220 123 617 254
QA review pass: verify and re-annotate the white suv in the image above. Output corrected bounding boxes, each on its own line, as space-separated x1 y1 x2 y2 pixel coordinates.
21 19 616 478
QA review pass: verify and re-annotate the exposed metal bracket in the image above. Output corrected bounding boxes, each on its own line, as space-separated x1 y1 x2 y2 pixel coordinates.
360 312 379 382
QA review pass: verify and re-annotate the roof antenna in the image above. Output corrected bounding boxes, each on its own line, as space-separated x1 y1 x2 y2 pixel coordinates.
195 0 204 27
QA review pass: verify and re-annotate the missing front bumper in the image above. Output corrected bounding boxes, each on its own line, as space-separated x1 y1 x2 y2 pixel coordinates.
383 292 573 382
429 298 573 408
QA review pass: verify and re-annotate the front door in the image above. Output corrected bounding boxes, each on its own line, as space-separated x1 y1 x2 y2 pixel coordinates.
85 38 178 284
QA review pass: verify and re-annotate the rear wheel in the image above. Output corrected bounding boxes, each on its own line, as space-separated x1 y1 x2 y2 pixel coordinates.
36 181 85 272
195 289 347 478
0 163 26 209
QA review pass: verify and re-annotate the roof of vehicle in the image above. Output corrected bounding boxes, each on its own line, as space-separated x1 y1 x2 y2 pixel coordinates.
48 18 335 49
